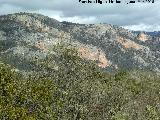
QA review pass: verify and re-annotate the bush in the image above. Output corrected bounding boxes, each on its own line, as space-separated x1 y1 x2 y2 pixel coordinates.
0 63 58 119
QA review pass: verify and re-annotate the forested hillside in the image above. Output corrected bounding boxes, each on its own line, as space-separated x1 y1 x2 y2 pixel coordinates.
0 45 160 120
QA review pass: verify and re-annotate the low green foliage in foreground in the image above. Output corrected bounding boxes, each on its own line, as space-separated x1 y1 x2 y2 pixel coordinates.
0 45 160 120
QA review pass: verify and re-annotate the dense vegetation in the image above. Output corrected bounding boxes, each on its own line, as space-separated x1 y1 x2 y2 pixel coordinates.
0 45 160 120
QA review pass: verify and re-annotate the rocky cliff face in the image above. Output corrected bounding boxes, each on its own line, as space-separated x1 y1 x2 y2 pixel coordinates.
0 12 159 75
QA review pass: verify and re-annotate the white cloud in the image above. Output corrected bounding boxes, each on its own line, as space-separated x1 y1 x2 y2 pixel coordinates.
54 16 96 24
31 9 97 24
0 0 159 31
123 24 160 32
0 4 23 15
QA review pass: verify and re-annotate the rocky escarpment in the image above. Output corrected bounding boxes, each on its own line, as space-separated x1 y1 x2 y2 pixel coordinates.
0 12 159 74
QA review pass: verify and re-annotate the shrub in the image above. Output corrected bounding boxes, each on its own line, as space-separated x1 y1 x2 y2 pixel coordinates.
0 63 58 119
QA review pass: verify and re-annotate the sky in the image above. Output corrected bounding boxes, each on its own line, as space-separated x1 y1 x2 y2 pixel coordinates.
0 0 159 31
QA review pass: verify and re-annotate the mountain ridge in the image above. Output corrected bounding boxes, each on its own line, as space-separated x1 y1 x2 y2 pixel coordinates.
0 12 159 75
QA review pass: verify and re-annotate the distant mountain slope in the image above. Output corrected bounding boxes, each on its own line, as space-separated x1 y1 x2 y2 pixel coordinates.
135 31 160 37
0 12 159 75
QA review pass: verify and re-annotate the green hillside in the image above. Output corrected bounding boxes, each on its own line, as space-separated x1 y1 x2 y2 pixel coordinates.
0 45 160 120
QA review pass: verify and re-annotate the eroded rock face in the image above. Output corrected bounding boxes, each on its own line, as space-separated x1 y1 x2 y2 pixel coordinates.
137 33 148 42
117 37 144 50
98 53 111 68
78 47 111 68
